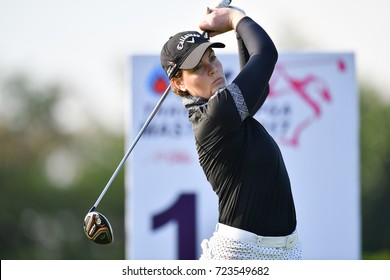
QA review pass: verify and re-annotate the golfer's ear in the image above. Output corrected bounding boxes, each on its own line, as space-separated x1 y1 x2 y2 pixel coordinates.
171 77 186 92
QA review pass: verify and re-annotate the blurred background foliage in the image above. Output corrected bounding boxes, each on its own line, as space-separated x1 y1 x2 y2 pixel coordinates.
0 73 389 259
360 86 390 259
0 74 125 259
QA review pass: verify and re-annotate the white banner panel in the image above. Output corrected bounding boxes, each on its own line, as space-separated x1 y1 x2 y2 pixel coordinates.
126 53 359 260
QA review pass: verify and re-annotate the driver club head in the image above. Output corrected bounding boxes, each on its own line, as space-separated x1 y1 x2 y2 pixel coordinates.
83 211 114 245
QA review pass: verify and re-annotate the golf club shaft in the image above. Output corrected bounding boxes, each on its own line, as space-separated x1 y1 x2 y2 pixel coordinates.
89 0 233 212
90 84 172 212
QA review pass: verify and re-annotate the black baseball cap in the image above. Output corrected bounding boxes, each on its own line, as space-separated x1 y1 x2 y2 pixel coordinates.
160 31 225 79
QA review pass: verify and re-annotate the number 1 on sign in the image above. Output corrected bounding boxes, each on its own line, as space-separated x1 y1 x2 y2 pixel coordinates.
152 193 197 260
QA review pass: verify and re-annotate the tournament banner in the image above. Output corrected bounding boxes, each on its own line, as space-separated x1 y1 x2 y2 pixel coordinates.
126 53 359 260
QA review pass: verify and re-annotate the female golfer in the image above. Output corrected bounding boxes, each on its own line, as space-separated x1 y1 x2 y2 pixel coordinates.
160 7 302 260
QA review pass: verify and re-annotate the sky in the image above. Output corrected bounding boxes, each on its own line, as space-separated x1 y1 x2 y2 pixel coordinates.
0 0 389 133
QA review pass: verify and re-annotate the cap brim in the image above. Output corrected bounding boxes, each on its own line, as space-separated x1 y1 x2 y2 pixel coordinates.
179 42 225 70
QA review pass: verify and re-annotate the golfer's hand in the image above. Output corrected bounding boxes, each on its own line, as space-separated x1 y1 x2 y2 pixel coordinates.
199 7 245 37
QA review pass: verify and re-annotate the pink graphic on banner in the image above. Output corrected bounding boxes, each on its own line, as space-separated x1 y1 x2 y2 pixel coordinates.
261 57 346 147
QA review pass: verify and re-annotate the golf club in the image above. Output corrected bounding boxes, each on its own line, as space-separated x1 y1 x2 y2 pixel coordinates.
83 0 233 245
83 84 171 245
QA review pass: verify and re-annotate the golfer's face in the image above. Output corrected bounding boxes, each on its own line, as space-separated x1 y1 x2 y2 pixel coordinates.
181 48 226 99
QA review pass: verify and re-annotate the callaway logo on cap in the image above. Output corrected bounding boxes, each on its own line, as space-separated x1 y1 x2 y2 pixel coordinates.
177 33 201 50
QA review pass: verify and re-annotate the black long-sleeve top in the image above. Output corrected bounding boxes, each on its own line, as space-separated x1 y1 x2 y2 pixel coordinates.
183 16 297 236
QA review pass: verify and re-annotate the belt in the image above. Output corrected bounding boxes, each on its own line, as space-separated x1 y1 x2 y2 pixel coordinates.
216 223 298 249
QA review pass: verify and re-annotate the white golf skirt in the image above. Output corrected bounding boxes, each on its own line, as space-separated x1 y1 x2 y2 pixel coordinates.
200 223 303 260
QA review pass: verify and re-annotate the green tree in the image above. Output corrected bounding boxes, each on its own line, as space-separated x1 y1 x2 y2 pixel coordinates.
0 75 125 259
360 85 390 259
